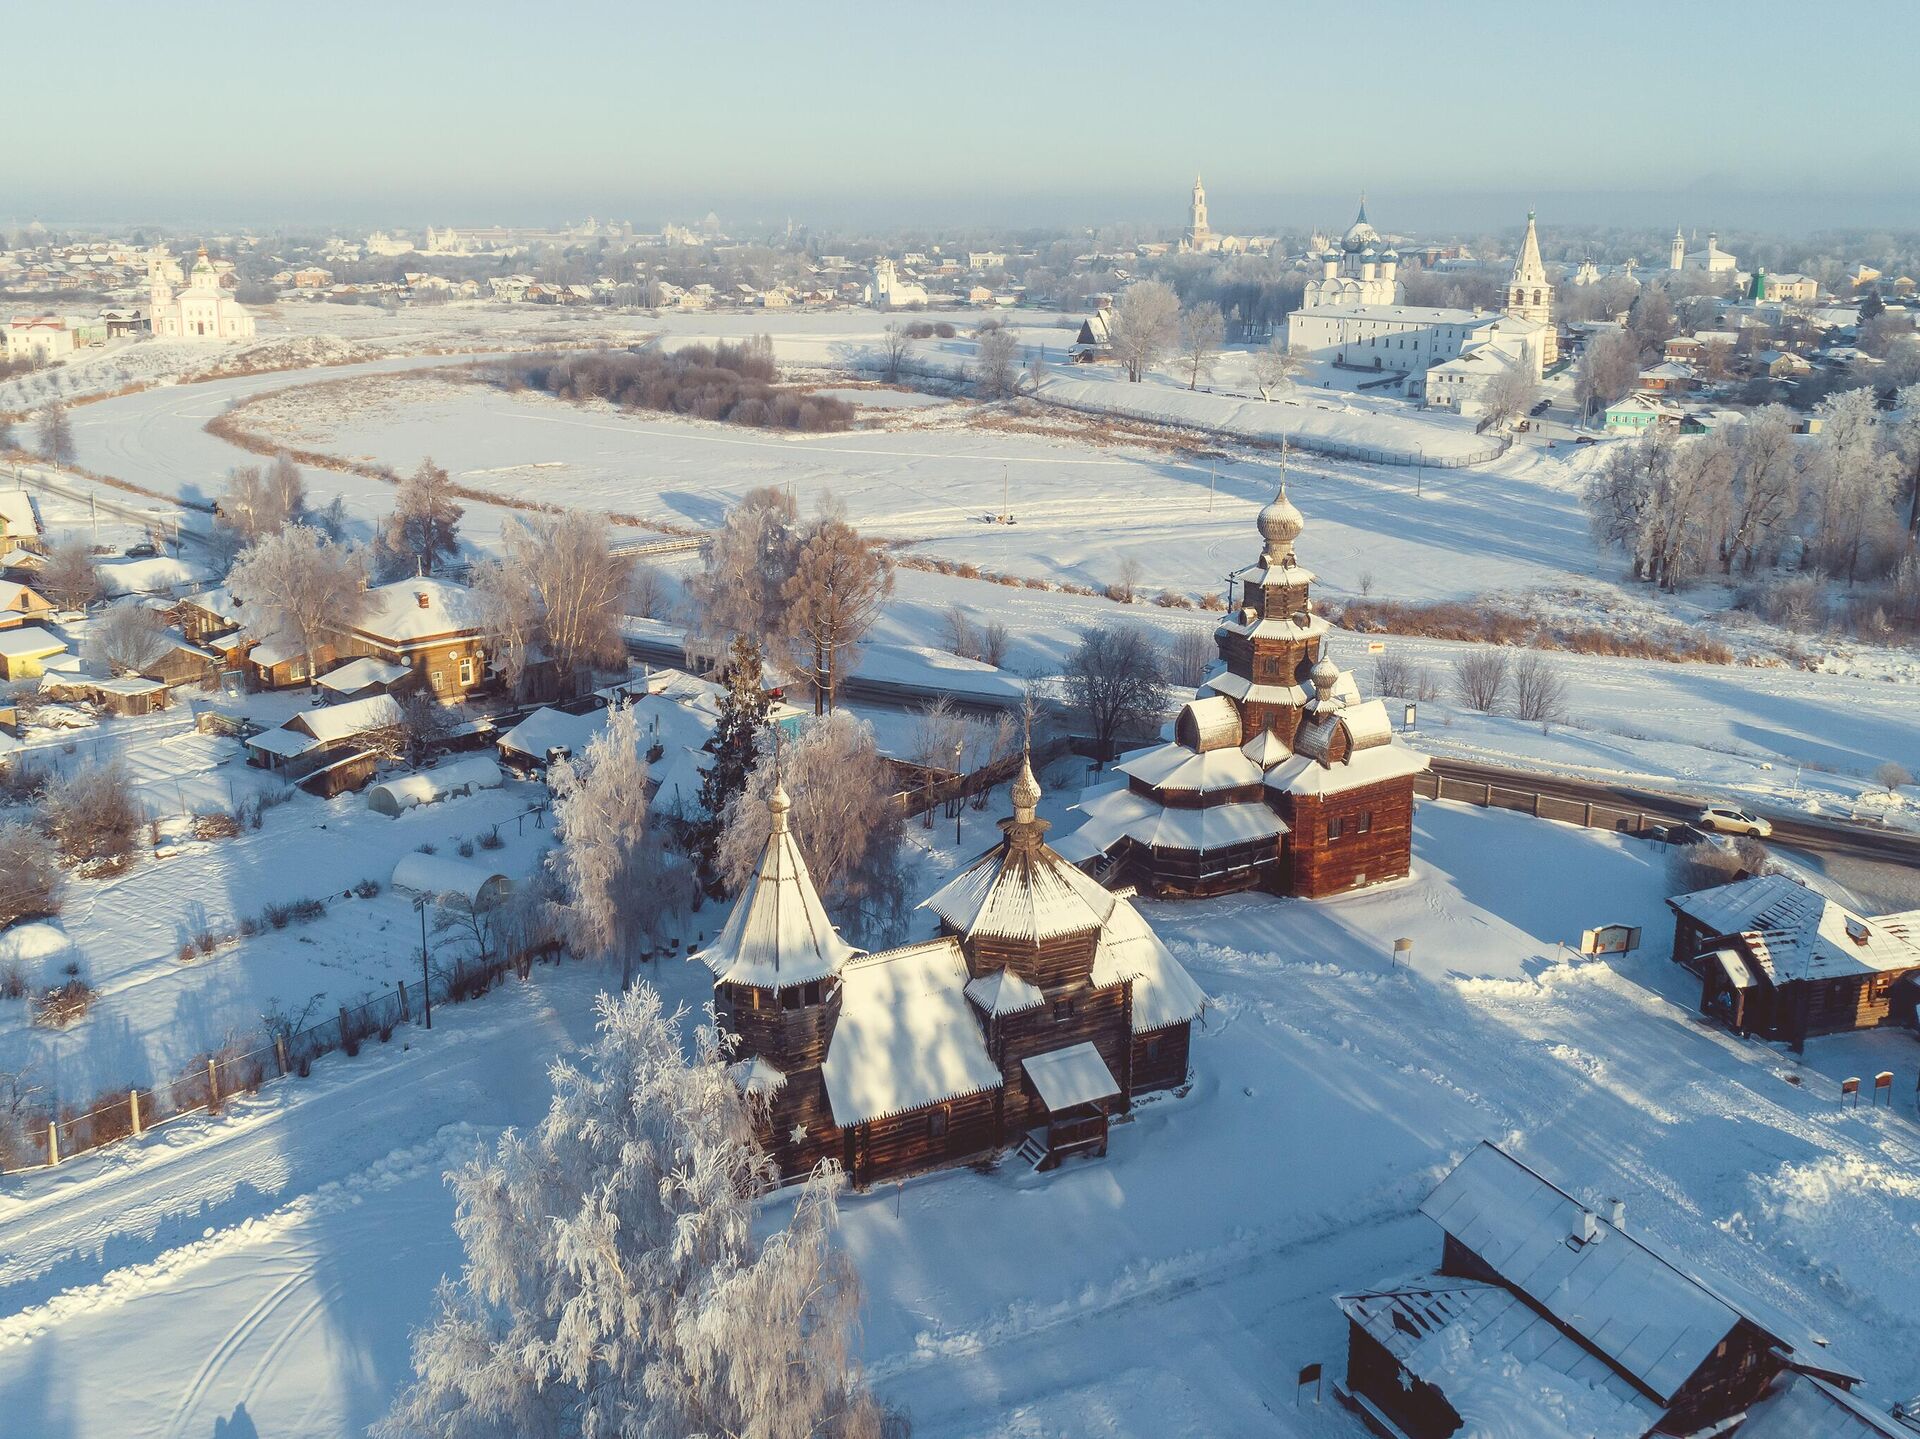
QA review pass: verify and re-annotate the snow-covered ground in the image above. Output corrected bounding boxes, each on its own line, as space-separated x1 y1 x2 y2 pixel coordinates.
7 789 1920 1437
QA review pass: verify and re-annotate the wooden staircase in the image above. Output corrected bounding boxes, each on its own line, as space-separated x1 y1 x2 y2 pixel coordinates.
1013 1131 1048 1170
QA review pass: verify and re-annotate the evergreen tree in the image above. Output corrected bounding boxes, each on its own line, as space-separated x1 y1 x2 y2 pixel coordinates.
1858 287 1886 324
693 636 771 886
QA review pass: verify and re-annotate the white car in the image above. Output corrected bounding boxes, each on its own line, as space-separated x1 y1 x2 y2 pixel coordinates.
1699 805 1773 839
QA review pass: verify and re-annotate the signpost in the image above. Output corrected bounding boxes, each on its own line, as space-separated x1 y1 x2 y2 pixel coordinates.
1392 937 1413 971
1580 924 1642 956
1403 702 1417 735
1875 1071 1893 1107
1841 1077 1860 1107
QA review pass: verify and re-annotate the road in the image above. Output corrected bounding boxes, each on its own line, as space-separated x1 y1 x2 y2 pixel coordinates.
1428 754 1920 868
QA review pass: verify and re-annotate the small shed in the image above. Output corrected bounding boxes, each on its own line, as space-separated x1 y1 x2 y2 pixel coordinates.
390 853 512 911
367 757 504 816
0 627 69 680
317 655 411 700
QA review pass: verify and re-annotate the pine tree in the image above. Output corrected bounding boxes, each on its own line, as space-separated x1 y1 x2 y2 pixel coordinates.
693 635 771 887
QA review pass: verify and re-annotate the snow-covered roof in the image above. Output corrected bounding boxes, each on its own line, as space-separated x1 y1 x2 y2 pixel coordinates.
1335 1277 1663 1439
730 1056 787 1098
965 966 1047 1017
1669 873 1920 983
822 938 1002 1126
696 787 861 990
0 490 40 541
247 637 303 668
365 758 503 813
181 585 240 624
1266 742 1428 798
1118 740 1264 795
317 656 410 694
1090 898 1207 1033
244 726 321 759
1057 781 1288 863
1204 669 1308 708
497 705 605 761
1737 1374 1911 1439
288 692 403 744
922 826 1118 944
1021 1042 1121 1113
1420 1142 1851 1403
0 627 66 659
351 578 484 646
1178 695 1241 752
1215 611 1332 644
1240 728 1292 768
390 853 510 908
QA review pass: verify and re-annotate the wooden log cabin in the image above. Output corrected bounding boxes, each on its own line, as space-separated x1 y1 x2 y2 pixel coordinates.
1335 1141 1870 1439
1057 477 1426 900
699 761 1206 1188
1668 873 1920 1052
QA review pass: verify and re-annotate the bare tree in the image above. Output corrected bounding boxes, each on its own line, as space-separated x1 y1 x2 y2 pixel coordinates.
628 561 671 620
44 760 140 868
227 525 368 679
392 690 454 767
1111 554 1144 603
690 486 800 649
1719 406 1799 572
1108 280 1182 383
1510 651 1570 723
214 457 310 558
1178 301 1225 390
383 457 464 577
973 326 1020 401
479 511 634 697
718 709 908 943
86 598 172 676
1251 338 1304 400
783 515 892 714
1876 761 1913 794
1166 627 1216 687
880 322 911 383
1452 648 1510 713
1573 328 1641 424
1065 623 1171 764
909 695 969 774
1476 363 1540 431
0 821 61 927
35 404 74 468
35 534 100 610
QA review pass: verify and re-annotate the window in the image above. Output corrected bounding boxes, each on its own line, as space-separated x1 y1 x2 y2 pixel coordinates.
430 670 442 690
928 1107 949 1139
1143 1036 1163 1063
458 656 474 686
1053 998 1075 1022
288 657 307 681
1357 811 1373 834
1327 816 1345 841
803 980 822 1006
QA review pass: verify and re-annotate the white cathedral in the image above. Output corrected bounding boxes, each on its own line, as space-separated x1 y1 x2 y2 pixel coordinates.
1301 197 1404 308
148 247 256 342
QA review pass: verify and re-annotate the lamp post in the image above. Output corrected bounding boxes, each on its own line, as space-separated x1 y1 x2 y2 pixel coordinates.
954 740 965 845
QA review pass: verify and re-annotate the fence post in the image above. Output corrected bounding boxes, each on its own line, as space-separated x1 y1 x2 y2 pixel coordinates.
340 1005 352 1047
130 1088 143 1138
1532 791 1542 817
207 1056 220 1113
1584 801 1594 827
275 1032 288 1076
1483 781 1493 807
48 1120 60 1167
398 979 410 1022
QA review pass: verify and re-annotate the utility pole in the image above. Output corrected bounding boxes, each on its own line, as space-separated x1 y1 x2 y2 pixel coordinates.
90 491 98 545
1002 463 1010 524
417 897 433 1029
1209 459 1216 515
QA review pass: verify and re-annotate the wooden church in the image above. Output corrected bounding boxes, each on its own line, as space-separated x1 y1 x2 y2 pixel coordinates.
697 762 1206 1187
1057 477 1426 899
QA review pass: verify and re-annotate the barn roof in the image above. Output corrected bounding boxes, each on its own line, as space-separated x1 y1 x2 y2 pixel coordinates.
696 784 860 990
1336 1278 1663 1439
1737 1374 1912 1439
822 938 1002 1126
1669 873 1920 982
1420 1142 1853 1403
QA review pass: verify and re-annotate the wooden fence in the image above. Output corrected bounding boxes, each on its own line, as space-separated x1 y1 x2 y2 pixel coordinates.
1414 769 1660 836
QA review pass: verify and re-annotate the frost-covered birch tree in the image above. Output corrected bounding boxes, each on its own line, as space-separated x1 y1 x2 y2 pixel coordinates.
374 985 897 1439
689 486 800 650
227 524 368 676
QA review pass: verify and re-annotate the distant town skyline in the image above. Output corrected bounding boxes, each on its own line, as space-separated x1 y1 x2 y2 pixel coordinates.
11 0 1917 234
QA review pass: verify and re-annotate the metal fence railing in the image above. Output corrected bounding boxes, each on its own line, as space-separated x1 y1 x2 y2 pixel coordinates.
1413 769 1658 836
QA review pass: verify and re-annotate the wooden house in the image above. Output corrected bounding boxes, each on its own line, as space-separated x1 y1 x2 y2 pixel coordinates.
1336 1141 1867 1439
336 578 489 702
1059 482 1425 899
0 581 55 631
244 692 402 791
0 491 41 560
173 587 244 647
0 626 68 681
1668 873 1920 1050
139 634 221 689
42 674 168 717
699 761 1205 1188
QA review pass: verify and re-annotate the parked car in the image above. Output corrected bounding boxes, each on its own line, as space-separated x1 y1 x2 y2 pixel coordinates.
123 542 159 559
1698 805 1773 838
1574 435 1596 446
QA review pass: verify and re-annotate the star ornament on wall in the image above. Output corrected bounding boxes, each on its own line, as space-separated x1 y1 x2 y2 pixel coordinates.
790 1123 808 1143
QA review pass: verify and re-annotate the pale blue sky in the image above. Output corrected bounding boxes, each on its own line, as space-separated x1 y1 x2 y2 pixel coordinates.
10 0 1916 232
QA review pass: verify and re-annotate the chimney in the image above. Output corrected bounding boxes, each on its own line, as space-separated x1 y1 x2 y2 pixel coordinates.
416 591 430 609
1573 1210 1599 1244
1608 1198 1626 1229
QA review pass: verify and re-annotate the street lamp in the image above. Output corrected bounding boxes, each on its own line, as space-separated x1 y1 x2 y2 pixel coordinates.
954 740 965 846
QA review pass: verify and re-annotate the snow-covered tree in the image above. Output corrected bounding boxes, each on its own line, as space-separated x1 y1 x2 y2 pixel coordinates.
691 636 772 887
214 455 310 559
1064 623 1170 764
85 598 172 676
374 985 894 1439
1251 338 1303 400
1718 405 1800 572
1814 387 1900 584
1178 301 1224 390
227 524 368 677
35 534 100 611
477 511 632 698
1573 328 1640 423
718 710 908 944
383 457 465 577
972 325 1020 401
0 821 62 927
689 487 800 651
43 760 140 868
1475 362 1540 432
549 702 690 987
1108 280 1181 383
35 403 74 468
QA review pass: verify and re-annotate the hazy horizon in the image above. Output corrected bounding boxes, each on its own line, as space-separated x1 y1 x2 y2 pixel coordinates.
11 0 1917 237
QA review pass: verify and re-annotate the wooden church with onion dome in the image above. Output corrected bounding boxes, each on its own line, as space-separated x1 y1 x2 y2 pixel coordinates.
696 759 1206 1187
1056 474 1428 899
